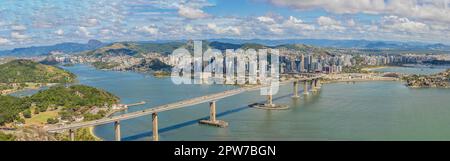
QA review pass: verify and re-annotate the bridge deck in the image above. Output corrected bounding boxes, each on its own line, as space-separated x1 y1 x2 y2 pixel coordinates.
46 76 322 132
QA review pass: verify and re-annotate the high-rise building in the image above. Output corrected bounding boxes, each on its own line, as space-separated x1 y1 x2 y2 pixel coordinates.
300 54 305 72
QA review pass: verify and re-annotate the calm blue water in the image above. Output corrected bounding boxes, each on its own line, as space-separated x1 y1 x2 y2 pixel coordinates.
59 65 450 141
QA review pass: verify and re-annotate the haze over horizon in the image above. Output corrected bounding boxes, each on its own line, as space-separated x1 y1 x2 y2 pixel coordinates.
1 0 450 50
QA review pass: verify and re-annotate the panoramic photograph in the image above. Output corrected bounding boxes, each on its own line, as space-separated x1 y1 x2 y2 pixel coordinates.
1 0 450 155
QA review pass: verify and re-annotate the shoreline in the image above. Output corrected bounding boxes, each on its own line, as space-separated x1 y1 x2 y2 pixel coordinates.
324 77 400 83
361 65 397 72
89 126 103 141
2 83 59 96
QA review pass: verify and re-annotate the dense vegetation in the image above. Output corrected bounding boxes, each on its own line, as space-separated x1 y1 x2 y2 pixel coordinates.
0 59 76 83
0 132 16 141
92 61 119 69
0 85 119 125
404 69 450 88
131 59 172 71
0 95 29 125
29 85 119 118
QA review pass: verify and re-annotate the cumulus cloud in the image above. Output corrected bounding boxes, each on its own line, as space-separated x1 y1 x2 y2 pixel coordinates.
207 23 241 35
282 16 315 31
185 24 197 33
11 25 27 31
0 37 10 45
347 19 356 27
268 0 450 23
178 5 209 19
257 16 276 24
317 16 346 31
55 29 64 36
86 18 99 27
381 16 429 32
77 27 92 37
137 25 159 35
11 32 29 40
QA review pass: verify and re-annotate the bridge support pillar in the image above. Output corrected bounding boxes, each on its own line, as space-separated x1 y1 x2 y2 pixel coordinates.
303 80 309 95
311 79 318 92
69 129 75 141
316 79 321 90
292 81 299 98
199 101 229 128
267 95 273 106
114 121 121 141
210 101 217 122
152 113 159 141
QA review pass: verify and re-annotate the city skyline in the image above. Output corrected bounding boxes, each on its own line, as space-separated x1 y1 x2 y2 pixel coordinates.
1 0 450 50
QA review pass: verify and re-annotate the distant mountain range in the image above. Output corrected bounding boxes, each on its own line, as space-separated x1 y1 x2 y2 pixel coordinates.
1 39 450 57
0 40 106 57
82 40 331 58
208 39 450 51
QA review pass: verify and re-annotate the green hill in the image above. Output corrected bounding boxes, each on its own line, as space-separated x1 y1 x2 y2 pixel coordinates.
84 42 186 57
29 85 119 113
82 40 333 59
0 59 76 83
0 85 119 125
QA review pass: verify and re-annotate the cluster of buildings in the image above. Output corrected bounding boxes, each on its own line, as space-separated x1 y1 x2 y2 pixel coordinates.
279 54 351 74
4 48 449 76
280 53 450 74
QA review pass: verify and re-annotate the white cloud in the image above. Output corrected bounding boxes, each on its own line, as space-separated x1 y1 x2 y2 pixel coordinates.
268 0 450 23
317 16 339 26
283 16 315 30
0 37 10 45
185 24 197 33
381 15 429 32
368 25 378 32
77 27 91 37
178 5 209 19
11 32 30 40
11 25 27 31
137 26 159 35
257 16 276 23
207 23 241 35
55 29 64 36
347 19 356 27
100 29 111 35
317 16 346 31
86 18 99 27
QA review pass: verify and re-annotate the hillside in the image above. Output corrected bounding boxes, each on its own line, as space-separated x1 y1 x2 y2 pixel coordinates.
29 85 119 114
0 40 105 57
0 59 76 83
84 41 185 57
0 84 119 129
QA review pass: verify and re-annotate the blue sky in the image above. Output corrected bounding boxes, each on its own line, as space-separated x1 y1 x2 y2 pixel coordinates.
0 0 449 49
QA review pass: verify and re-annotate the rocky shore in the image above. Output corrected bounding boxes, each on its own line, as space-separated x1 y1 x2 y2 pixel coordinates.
405 69 450 88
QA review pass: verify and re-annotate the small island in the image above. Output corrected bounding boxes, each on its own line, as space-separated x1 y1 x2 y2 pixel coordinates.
404 69 450 88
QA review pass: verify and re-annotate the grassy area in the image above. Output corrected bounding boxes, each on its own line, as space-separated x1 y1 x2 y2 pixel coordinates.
24 109 59 126
0 132 16 141
55 127 101 141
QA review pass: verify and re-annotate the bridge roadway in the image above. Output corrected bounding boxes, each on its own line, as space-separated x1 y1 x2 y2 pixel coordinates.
46 75 322 133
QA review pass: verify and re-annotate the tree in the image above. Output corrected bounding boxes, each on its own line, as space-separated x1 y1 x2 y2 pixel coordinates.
33 108 40 115
47 118 59 124
23 109 32 118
